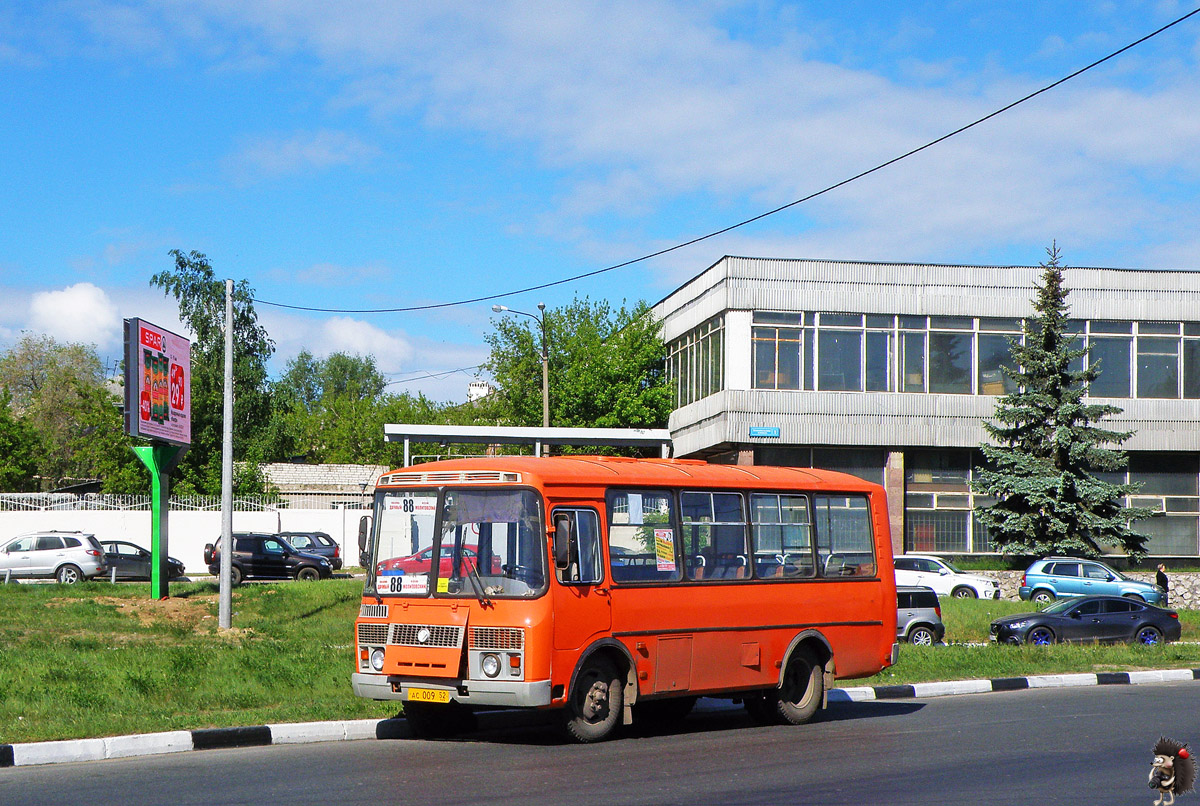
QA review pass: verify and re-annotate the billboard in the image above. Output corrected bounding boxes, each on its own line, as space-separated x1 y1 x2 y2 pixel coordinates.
123 318 192 446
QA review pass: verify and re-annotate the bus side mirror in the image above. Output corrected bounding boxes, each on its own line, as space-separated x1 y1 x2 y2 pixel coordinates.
358 516 371 553
358 515 372 567
553 514 572 571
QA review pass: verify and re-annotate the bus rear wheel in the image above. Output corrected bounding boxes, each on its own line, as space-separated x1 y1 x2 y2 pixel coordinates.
775 648 824 724
748 648 823 726
564 656 623 743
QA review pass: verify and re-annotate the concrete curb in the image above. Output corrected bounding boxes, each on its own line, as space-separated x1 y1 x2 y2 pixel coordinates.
828 666 1200 702
5 667 1199 768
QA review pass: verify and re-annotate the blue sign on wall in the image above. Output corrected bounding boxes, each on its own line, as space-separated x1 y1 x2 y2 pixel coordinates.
748 426 781 438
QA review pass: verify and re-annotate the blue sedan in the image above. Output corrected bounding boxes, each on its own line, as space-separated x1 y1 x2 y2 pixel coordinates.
990 595 1181 646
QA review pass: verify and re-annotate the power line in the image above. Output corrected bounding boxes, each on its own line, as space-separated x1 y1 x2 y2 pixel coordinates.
252 7 1200 316
384 364 485 386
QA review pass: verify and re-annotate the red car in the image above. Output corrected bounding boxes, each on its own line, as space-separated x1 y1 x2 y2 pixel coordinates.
377 545 499 576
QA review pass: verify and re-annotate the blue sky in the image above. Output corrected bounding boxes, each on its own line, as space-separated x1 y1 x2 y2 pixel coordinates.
3 1 1200 401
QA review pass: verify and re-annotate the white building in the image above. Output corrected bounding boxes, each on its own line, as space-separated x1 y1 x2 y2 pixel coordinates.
654 255 1200 557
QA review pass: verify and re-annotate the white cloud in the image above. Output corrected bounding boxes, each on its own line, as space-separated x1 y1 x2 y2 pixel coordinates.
28 283 121 347
317 317 415 373
224 129 380 184
151 1 1198 271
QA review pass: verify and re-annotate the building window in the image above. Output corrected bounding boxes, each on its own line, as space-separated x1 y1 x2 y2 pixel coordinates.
1088 335 1132 397
1137 332 1180 399
668 316 723 407
753 321 801 390
742 309 1200 403
756 447 885 486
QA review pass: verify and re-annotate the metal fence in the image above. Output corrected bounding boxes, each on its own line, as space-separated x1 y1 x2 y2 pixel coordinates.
0 492 371 512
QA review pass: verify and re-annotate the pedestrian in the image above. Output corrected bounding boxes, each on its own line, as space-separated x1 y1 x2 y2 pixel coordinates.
1157 563 1170 602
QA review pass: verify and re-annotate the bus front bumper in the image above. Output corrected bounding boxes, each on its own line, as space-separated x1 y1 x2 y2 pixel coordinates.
352 673 553 708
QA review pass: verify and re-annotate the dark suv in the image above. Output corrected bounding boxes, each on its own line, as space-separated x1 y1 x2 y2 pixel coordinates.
203 533 333 585
278 531 342 570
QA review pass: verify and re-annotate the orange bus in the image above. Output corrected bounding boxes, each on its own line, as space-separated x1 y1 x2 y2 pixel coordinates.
352 456 898 741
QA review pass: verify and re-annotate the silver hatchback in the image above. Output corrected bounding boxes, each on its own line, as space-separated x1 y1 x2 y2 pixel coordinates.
897 585 945 646
0 531 107 583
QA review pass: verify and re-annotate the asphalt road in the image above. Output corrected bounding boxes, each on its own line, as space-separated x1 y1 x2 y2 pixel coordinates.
4 683 1196 805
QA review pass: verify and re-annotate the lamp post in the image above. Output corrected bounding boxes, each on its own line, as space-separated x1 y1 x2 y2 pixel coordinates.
492 302 549 428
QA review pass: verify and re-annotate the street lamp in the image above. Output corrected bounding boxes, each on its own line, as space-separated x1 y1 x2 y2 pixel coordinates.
492 303 549 428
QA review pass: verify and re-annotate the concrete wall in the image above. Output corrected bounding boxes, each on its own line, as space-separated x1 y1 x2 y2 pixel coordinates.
0 509 370 575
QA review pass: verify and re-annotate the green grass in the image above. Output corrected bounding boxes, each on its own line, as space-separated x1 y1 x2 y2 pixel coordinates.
4 582 1200 744
855 597 1200 687
0 579 397 744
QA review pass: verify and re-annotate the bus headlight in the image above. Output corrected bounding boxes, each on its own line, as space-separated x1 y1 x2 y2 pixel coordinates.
370 648 385 672
481 653 501 678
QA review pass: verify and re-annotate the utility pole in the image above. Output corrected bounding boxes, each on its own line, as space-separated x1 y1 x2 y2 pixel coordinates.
219 279 234 630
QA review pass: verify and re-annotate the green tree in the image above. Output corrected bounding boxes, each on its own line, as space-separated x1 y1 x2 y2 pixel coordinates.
150 250 274 494
484 297 670 437
265 350 412 465
972 244 1152 560
0 334 141 491
0 390 38 491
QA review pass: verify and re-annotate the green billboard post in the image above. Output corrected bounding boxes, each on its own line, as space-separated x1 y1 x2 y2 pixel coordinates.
132 444 188 599
124 318 192 600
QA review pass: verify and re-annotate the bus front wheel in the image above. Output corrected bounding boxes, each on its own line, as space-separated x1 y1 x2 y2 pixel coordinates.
564 656 623 743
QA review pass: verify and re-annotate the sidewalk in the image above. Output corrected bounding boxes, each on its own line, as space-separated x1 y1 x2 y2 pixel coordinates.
5 665 1198 768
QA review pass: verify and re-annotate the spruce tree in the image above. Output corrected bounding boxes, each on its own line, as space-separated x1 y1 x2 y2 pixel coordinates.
972 244 1152 561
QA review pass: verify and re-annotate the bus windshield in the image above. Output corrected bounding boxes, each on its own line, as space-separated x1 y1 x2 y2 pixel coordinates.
440 489 546 598
371 488 546 598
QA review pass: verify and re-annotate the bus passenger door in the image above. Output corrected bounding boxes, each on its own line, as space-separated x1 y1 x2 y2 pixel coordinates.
552 508 612 650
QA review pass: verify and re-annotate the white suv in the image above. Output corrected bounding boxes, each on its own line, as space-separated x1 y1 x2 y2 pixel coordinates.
894 554 999 599
0 531 107 584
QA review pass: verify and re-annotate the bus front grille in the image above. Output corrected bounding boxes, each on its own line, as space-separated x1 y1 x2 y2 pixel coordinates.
391 624 463 648
470 627 524 650
358 623 389 645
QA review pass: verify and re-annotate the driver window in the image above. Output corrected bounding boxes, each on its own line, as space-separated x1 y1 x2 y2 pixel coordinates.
1073 600 1101 616
555 508 602 585
263 539 286 555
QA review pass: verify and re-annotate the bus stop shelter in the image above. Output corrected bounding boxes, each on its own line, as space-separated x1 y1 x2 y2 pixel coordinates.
383 424 673 467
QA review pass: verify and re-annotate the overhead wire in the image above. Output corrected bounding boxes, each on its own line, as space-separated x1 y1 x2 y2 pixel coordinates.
251 6 1200 316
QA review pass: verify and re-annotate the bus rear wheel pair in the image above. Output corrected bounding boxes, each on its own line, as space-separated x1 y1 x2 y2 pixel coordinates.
744 648 824 726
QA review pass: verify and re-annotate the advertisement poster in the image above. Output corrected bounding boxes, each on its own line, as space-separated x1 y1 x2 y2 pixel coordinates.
123 318 192 446
654 528 676 572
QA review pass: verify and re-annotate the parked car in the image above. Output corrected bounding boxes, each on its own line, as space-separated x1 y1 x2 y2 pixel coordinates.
101 540 186 581
0 530 107 584
1018 557 1166 605
278 531 341 570
893 554 999 599
990 595 1180 646
377 544 497 577
203 533 333 585
897 585 945 646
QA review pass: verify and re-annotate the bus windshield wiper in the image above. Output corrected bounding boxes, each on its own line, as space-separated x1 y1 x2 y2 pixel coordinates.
462 556 493 608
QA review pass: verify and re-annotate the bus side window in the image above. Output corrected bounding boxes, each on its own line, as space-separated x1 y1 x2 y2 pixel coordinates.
680 491 748 581
607 490 679 583
555 509 602 585
750 493 815 579
813 495 876 578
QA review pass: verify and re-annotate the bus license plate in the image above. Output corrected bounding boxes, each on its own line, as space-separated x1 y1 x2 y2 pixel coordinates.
408 687 451 704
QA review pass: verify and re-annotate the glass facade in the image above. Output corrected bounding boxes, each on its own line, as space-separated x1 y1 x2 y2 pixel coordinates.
667 316 724 406
899 449 1200 556
748 311 1200 400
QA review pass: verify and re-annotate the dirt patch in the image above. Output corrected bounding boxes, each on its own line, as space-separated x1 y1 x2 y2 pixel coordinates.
51 594 223 632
